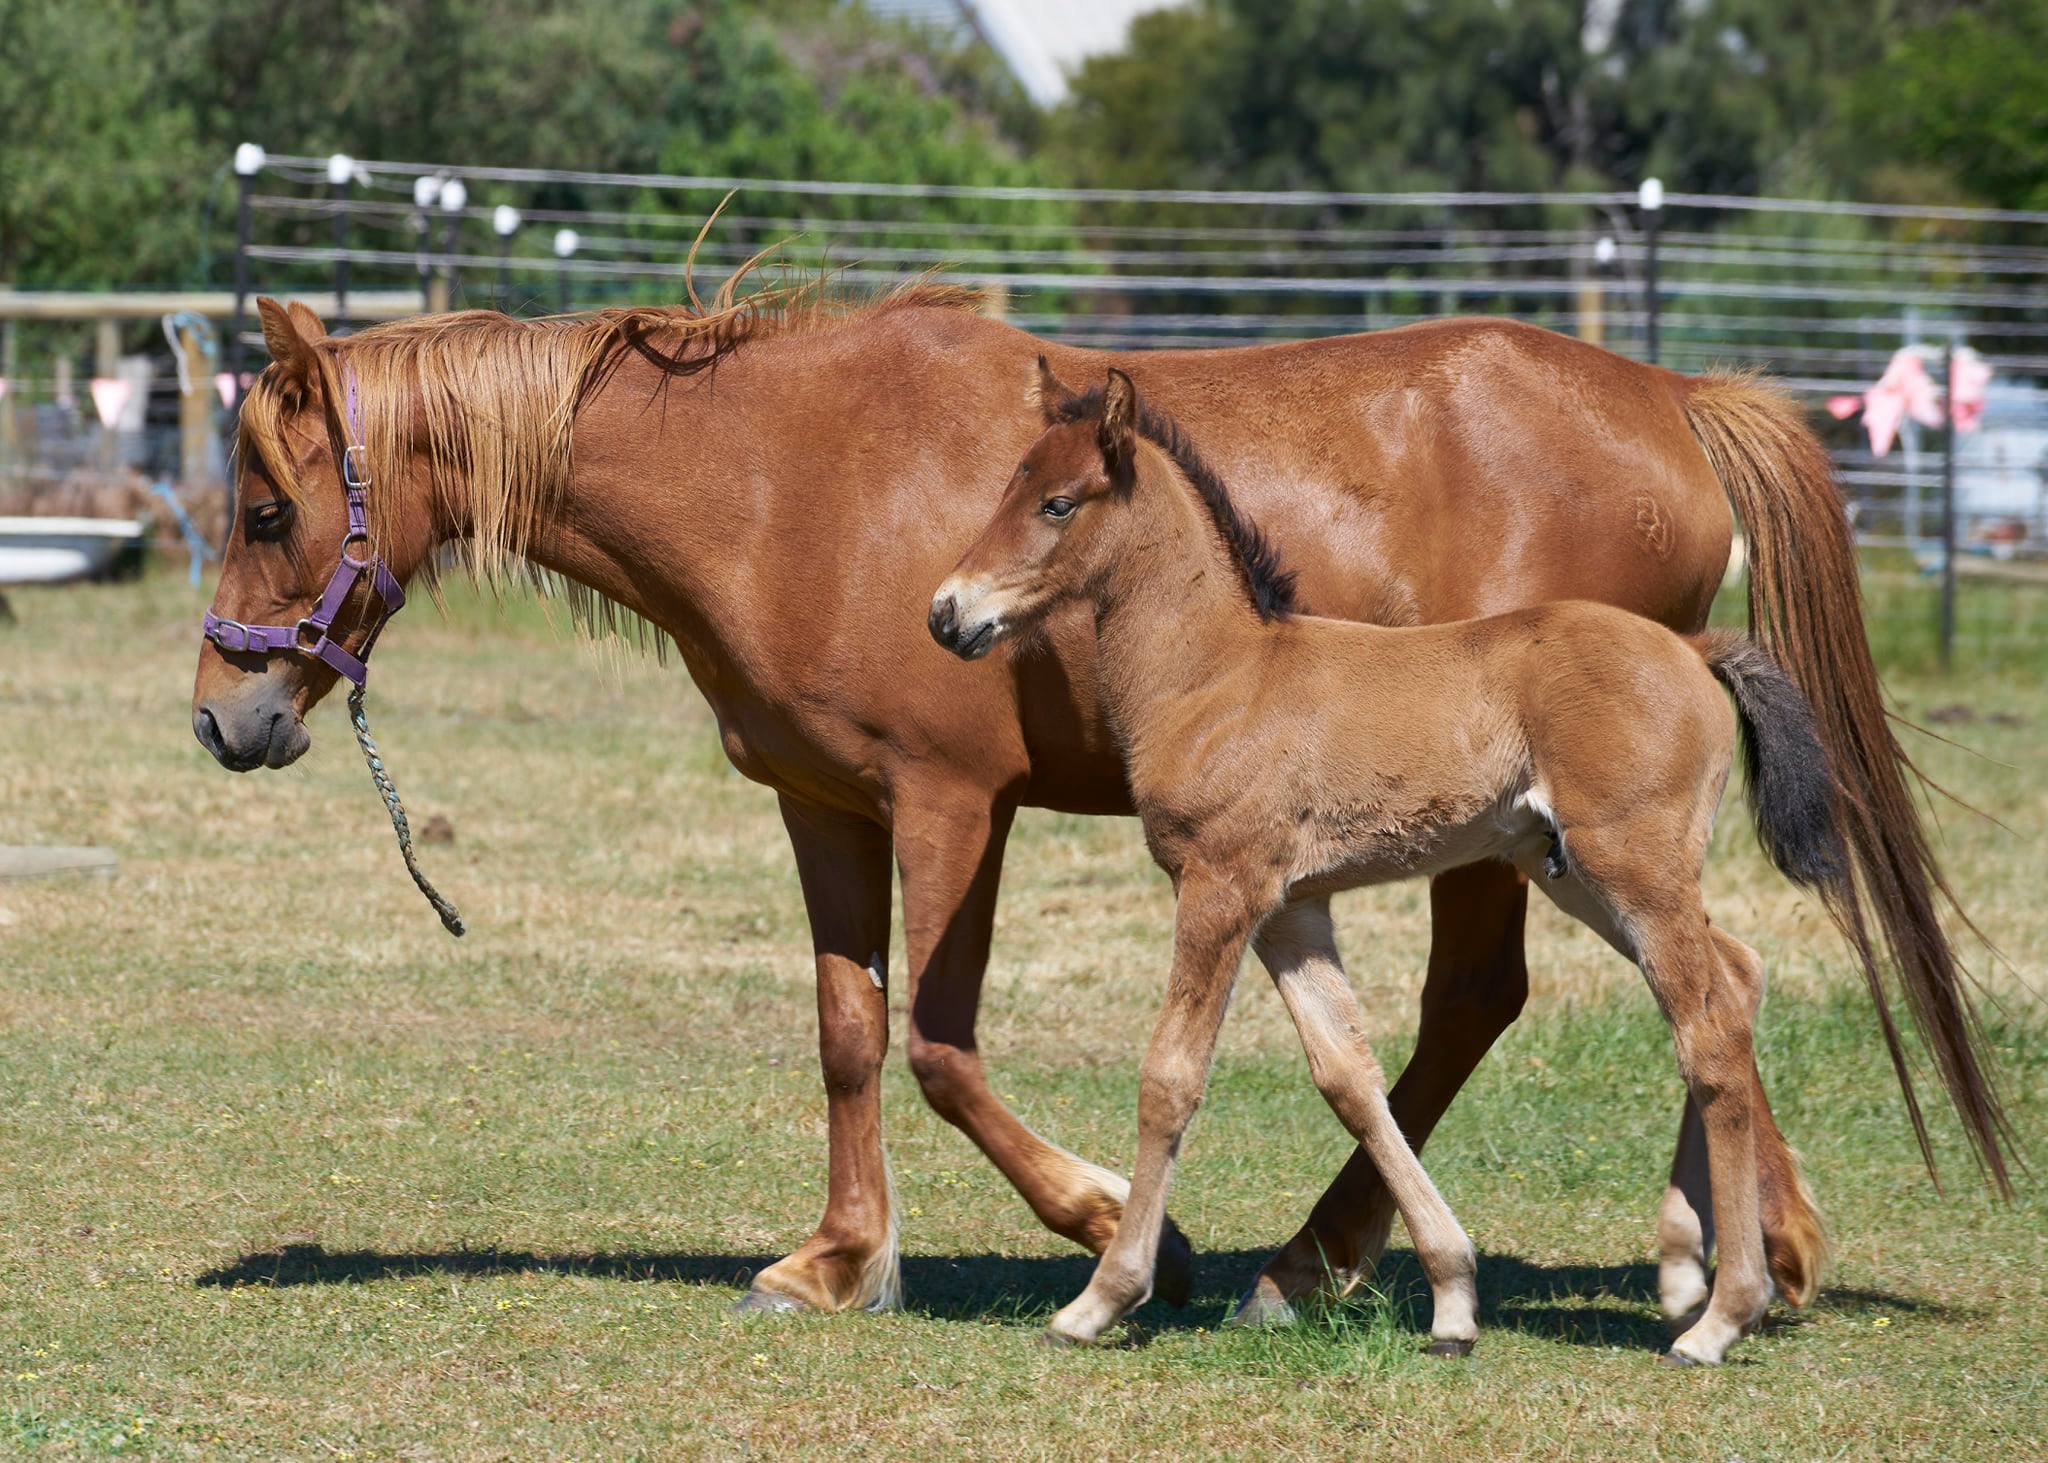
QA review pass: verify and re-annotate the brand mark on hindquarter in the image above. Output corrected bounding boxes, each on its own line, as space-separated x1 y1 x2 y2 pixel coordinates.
1634 494 1674 560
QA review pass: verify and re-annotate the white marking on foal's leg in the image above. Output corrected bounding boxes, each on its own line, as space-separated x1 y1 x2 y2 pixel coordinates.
867 950 886 991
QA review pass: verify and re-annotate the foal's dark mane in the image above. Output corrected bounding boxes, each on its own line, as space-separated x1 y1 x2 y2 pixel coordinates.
1052 387 1298 621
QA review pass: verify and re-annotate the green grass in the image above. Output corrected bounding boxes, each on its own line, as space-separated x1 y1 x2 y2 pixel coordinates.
0 569 2043 1459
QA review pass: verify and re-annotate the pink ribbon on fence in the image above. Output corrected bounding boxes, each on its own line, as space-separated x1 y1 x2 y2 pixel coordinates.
1827 345 1992 457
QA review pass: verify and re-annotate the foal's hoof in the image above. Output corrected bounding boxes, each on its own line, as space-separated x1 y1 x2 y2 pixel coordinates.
1660 1348 1706 1368
1154 1217 1195 1309
1425 1338 1475 1359
1037 1327 1082 1349
731 1287 807 1316
1225 1283 1298 1329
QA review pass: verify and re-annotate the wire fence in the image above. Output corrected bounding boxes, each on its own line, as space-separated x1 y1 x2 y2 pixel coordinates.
5 151 2046 667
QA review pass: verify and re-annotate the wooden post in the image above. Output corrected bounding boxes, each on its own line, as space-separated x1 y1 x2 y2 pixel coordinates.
0 319 17 477
95 317 120 469
175 317 220 492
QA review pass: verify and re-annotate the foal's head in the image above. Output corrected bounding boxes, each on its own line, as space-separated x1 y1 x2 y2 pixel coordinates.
930 360 1295 660
928 361 1145 659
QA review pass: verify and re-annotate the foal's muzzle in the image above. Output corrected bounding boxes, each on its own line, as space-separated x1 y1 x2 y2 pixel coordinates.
928 588 998 661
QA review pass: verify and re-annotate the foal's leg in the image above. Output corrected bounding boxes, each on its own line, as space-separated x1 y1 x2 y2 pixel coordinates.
894 788 1193 1303
1657 928 1826 1324
1545 838 1773 1365
741 797 899 1313
1235 861 1528 1324
1045 872 1254 1345
1254 900 1480 1353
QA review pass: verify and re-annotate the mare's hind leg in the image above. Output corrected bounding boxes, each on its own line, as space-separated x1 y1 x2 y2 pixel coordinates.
1253 900 1479 1354
1539 837 1773 1365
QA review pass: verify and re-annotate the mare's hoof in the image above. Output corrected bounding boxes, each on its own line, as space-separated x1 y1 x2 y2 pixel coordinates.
1226 1286 1298 1329
1037 1327 1082 1349
1660 1348 1706 1368
732 1287 807 1316
1154 1217 1195 1309
1425 1338 1475 1359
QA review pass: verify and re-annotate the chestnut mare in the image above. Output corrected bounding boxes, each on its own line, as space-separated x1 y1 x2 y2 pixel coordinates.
934 366 1864 1363
192 286 2007 1326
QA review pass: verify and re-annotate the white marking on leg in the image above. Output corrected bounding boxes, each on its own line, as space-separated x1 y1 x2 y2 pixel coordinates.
867 951 886 991
852 1144 902 1313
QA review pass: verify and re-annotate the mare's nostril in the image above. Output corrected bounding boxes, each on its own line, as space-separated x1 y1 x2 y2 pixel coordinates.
193 706 227 759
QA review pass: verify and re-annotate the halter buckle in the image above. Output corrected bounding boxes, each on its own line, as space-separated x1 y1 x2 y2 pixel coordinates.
294 617 330 654
207 616 251 653
343 444 372 488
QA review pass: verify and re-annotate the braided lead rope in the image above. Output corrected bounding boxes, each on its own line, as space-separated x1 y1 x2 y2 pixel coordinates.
348 685 467 937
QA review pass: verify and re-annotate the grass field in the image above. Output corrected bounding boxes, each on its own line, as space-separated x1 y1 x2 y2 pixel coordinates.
1 567 2042 1460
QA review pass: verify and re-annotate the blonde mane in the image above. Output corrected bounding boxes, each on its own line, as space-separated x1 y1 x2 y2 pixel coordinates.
235 270 983 649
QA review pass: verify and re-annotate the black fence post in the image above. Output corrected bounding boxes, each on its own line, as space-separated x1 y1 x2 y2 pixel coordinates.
493 205 520 314
227 143 263 395
554 229 579 314
328 153 353 329
440 178 468 307
1940 341 1958 671
1639 177 1663 365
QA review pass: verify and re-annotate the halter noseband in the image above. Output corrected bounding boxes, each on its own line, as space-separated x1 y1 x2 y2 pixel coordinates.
200 366 465 938
201 371 403 688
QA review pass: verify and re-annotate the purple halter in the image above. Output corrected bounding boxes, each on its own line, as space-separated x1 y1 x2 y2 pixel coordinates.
201 370 404 688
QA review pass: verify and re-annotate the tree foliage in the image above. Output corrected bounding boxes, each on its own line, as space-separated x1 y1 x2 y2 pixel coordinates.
0 0 1047 288
1047 0 1998 201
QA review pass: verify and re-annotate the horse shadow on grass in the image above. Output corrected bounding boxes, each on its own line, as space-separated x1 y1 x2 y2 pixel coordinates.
193 1242 1946 1352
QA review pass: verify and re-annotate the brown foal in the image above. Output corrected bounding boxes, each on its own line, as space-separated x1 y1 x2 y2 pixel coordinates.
193 286 2004 1325
933 366 1861 1364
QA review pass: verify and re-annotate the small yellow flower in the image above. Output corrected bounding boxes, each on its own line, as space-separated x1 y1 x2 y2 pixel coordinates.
751 1353 768 1365
1873 1316 1892 1329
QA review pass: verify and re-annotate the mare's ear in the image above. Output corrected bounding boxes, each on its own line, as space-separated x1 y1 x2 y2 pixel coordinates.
1028 353 1078 423
1099 368 1138 483
256 297 328 389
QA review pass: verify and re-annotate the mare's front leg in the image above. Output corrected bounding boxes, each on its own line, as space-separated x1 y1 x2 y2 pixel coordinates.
895 786 1195 1305
1252 900 1479 1354
1046 870 1254 1344
1236 860 1527 1323
739 796 899 1312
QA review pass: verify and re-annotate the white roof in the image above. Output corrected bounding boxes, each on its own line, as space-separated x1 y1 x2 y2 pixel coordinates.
859 0 1185 107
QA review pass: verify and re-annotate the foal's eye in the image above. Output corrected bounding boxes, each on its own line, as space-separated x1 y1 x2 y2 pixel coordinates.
246 500 295 539
1041 497 1076 520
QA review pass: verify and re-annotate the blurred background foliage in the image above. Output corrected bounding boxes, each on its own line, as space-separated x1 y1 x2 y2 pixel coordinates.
2 0 2043 289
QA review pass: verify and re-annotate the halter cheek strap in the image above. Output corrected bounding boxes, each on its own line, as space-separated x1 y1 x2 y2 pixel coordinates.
201 370 405 689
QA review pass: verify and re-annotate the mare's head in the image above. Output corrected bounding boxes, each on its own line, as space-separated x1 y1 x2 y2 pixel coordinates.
192 299 443 769
929 360 1295 659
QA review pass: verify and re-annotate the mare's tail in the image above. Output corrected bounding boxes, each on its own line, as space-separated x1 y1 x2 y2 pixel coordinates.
1681 375 2014 1194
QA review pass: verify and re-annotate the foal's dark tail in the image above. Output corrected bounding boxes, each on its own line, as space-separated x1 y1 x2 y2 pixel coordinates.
1683 374 2015 1196
1694 631 1846 893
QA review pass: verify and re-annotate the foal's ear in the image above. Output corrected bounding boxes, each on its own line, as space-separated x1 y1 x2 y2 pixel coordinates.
256 297 328 388
1028 353 1078 423
1099 368 1138 481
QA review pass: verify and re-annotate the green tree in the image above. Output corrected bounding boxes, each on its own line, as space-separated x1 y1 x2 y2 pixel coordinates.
0 0 1051 290
1833 0 2048 211
1048 0 1941 198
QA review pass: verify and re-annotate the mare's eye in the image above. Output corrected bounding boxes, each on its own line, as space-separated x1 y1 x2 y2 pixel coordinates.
1041 497 1076 521
247 500 295 539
